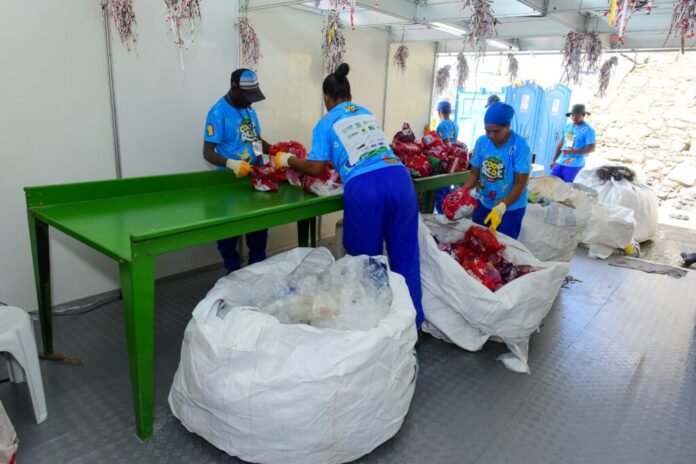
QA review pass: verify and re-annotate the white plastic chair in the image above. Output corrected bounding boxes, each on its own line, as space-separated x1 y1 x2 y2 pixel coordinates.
1 306 47 424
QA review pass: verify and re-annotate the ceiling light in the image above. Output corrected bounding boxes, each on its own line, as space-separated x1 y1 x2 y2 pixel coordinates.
430 22 468 37
488 39 512 50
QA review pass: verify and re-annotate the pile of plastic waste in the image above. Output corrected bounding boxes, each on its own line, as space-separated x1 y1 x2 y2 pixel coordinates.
439 225 534 291
250 141 342 196
390 123 469 178
218 249 392 331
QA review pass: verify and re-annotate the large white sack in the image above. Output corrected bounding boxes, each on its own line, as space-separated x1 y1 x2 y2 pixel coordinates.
582 202 636 259
169 248 418 464
518 176 591 262
419 215 569 373
575 168 658 242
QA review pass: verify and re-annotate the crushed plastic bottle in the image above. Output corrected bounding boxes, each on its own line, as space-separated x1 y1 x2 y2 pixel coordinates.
221 250 393 331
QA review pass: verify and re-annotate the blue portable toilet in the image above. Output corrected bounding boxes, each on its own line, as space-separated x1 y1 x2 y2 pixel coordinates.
504 81 544 151
534 84 572 171
454 87 505 149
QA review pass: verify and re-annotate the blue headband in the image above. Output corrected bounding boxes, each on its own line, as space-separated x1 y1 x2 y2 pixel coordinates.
484 102 514 126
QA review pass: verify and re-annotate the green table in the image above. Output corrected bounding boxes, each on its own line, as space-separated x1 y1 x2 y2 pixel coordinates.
25 169 467 439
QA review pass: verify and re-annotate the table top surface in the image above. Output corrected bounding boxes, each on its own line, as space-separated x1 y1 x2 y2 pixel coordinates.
27 170 467 260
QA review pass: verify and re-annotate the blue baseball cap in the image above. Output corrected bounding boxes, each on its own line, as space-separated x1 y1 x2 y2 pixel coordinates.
231 69 265 103
436 101 452 113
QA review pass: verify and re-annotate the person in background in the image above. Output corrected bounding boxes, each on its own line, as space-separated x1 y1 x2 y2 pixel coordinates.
434 100 459 214
203 68 272 273
485 94 501 108
463 102 531 239
550 104 596 183
274 63 424 329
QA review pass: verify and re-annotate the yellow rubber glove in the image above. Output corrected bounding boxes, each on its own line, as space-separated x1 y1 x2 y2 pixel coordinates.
484 202 507 234
226 159 252 178
274 152 293 170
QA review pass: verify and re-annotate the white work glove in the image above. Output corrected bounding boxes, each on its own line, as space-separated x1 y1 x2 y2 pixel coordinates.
484 202 507 234
226 159 252 178
274 152 294 170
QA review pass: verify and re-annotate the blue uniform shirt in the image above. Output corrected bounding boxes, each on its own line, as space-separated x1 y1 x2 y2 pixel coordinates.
436 119 459 142
556 122 596 168
471 131 531 210
204 96 263 168
308 102 401 185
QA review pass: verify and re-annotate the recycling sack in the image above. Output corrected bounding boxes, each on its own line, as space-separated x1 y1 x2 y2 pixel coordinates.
518 176 591 262
575 167 658 242
582 202 636 259
169 248 417 464
418 215 569 373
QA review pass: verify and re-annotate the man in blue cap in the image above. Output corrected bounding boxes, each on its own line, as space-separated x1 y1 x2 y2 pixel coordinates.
462 102 531 239
202 68 271 272
434 100 459 214
550 103 596 182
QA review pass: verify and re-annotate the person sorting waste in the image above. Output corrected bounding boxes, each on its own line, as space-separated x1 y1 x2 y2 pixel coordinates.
202 69 272 273
550 103 596 183
462 102 531 239
273 63 424 328
434 100 459 214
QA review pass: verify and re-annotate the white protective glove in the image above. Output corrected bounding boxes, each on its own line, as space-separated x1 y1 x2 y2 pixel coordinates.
226 159 252 178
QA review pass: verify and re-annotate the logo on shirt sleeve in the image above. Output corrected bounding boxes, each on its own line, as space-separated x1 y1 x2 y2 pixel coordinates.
207 124 215 137
344 104 358 113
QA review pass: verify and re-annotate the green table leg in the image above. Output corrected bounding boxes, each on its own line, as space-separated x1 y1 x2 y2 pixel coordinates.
28 214 53 354
422 191 435 214
309 217 317 247
297 219 310 247
119 253 155 440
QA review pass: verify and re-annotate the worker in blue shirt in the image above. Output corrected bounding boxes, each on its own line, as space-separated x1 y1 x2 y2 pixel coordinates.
434 100 459 214
551 104 596 182
463 102 531 239
274 63 424 329
203 68 272 272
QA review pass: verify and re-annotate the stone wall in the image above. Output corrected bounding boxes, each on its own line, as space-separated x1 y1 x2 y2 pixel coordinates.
588 52 696 214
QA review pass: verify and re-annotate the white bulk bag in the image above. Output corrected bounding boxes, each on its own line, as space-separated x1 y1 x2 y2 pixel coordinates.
518 176 591 262
169 248 417 464
582 202 636 259
575 168 658 242
418 215 569 373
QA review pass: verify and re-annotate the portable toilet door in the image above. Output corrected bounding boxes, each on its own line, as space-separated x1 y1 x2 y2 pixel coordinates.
455 87 504 149
534 84 572 172
504 82 544 152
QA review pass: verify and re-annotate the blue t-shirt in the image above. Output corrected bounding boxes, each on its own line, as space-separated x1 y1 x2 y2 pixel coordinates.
556 122 596 168
436 119 459 142
204 96 263 167
470 131 532 211
308 102 401 184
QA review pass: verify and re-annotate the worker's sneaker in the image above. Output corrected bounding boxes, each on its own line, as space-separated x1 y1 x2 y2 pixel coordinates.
681 252 696 268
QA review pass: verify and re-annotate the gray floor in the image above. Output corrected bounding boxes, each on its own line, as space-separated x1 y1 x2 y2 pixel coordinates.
2 252 696 464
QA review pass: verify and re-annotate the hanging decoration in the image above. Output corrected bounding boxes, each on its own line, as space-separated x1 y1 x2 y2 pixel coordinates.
164 0 202 48
102 0 138 52
322 10 346 75
561 31 584 85
393 27 409 73
582 31 603 72
435 65 451 94
461 0 499 58
456 50 469 88
668 0 696 53
597 56 619 98
605 1 653 45
507 53 518 82
237 17 261 70
393 44 410 73
319 0 357 30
